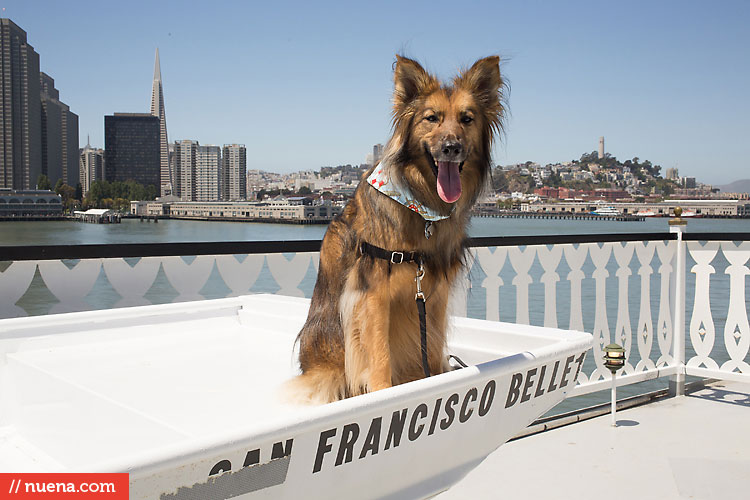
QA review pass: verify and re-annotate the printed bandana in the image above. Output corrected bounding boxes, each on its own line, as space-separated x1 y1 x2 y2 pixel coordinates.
366 164 452 222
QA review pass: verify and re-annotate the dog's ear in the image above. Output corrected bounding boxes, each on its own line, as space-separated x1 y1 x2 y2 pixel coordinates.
455 56 505 132
456 56 504 111
393 55 437 111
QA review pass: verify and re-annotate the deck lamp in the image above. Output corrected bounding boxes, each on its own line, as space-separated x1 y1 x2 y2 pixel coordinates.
603 343 625 427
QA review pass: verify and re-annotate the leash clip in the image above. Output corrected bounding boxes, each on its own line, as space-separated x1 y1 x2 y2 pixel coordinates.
415 260 426 300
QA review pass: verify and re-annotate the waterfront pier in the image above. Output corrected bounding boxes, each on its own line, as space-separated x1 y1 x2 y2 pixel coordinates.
474 210 645 221
73 208 121 223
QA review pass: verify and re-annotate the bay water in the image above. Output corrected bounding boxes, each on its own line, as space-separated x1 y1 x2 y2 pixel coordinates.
2 216 750 246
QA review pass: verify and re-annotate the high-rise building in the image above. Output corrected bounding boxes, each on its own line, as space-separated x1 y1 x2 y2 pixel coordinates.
40 72 78 187
682 177 696 189
168 142 178 196
173 141 222 201
0 19 42 189
79 138 104 196
150 48 170 196
173 139 196 201
104 113 160 189
598 137 605 159
222 144 246 201
196 144 221 201
373 143 384 165
61 100 79 187
666 167 679 180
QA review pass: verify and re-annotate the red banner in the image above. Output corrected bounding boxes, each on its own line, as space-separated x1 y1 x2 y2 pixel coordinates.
0 474 128 499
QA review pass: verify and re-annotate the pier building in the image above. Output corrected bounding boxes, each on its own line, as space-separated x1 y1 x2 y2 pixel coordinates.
0 188 62 218
521 199 749 218
143 198 342 223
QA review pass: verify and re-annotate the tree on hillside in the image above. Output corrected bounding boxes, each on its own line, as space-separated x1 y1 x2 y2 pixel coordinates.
580 151 618 169
491 169 510 192
546 172 563 188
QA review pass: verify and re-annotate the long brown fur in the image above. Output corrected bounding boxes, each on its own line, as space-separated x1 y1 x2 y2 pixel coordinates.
287 55 507 404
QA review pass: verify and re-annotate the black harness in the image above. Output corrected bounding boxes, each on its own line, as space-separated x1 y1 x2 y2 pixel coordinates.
359 241 431 378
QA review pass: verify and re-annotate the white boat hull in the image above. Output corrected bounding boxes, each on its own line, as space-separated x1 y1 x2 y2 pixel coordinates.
0 295 591 499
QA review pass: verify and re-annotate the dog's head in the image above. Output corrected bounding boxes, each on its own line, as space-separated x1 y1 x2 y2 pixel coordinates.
386 55 506 210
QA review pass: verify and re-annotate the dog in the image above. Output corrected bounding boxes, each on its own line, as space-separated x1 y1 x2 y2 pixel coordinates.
288 55 506 404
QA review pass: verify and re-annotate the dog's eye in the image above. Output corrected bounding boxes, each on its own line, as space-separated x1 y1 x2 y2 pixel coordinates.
425 115 439 123
461 115 474 124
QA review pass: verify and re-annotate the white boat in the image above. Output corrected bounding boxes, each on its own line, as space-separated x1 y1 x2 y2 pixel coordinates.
636 209 656 217
0 294 591 499
591 206 621 216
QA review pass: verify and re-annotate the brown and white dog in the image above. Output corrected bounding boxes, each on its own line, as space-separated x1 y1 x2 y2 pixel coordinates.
288 55 506 404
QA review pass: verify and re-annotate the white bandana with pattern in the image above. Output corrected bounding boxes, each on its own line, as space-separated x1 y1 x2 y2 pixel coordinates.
366 163 452 222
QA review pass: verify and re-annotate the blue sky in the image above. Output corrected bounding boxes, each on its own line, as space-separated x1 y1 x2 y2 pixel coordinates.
6 0 749 184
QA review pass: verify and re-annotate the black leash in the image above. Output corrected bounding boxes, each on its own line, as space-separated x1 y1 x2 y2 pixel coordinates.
360 241 431 377
414 259 430 378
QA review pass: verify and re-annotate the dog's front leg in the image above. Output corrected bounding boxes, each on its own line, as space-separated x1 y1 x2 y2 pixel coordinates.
361 279 392 392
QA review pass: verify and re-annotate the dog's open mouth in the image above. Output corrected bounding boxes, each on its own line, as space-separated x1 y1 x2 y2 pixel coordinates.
427 149 463 204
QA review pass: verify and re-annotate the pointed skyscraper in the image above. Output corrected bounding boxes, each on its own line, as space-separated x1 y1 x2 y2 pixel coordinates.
151 48 171 196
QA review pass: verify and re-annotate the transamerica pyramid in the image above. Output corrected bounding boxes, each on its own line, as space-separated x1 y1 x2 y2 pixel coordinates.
151 48 171 196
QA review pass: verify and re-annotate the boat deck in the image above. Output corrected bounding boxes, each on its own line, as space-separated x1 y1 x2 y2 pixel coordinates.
439 380 750 500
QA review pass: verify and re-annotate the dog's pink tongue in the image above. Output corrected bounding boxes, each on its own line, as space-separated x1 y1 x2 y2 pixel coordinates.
437 161 462 203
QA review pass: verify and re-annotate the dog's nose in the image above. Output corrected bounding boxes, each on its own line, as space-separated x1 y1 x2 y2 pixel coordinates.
442 141 463 159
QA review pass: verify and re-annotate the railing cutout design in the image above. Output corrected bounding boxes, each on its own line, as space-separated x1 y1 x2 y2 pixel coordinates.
1 233 749 397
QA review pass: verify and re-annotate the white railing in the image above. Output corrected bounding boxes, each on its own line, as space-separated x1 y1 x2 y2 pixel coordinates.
1 230 748 401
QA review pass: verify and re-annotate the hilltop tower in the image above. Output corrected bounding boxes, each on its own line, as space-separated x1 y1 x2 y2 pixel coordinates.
150 48 171 196
598 136 605 159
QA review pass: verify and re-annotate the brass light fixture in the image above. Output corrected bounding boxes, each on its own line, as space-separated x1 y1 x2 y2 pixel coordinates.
603 343 626 426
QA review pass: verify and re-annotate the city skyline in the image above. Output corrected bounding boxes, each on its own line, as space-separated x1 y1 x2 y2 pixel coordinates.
3 1 749 185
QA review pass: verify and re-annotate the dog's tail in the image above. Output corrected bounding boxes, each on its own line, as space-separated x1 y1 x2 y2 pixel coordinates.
282 366 348 405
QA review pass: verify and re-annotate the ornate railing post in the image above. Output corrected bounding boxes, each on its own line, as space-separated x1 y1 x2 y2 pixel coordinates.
669 207 687 396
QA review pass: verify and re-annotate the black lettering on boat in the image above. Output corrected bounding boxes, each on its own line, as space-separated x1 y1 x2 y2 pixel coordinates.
335 423 360 466
548 360 560 392
521 367 537 403
209 459 232 476
573 352 586 382
559 355 575 388
271 439 293 460
310 379 505 474
359 417 382 459
440 393 459 430
384 408 408 450
210 438 294 477
408 403 428 441
459 387 477 423
478 380 495 417
313 428 337 473
505 372 523 408
534 365 547 398
428 398 443 435
243 449 260 467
